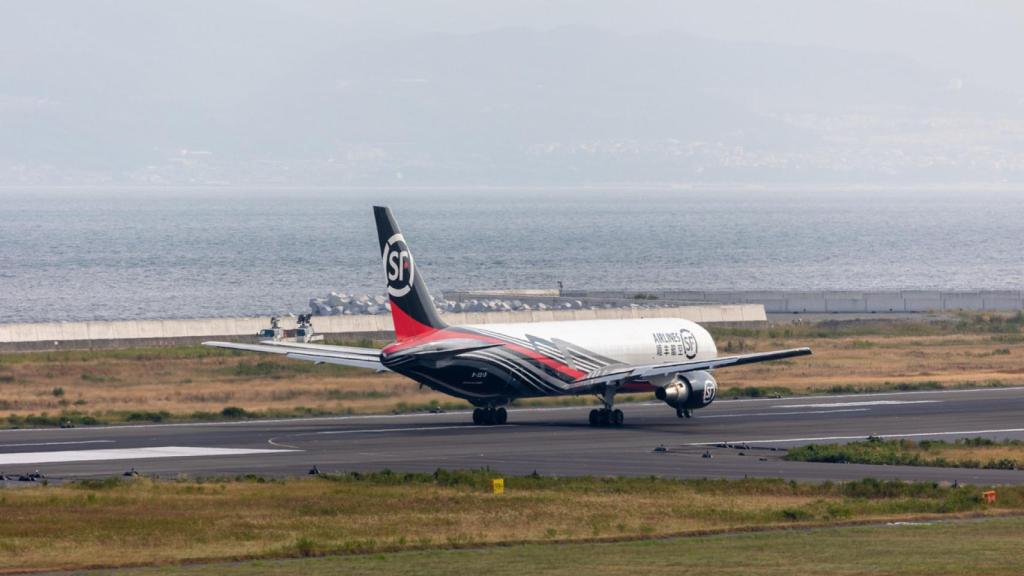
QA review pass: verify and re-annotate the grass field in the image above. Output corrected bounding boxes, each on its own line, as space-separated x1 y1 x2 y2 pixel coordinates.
96 515 1024 576
1 314 1022 426
1 471 1022 573
786 437 1024 470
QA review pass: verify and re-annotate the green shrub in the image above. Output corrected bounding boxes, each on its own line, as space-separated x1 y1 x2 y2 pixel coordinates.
780 508 814 521
73 477 125 490
294 537 319 557
125 410 170 423
725 386 793 398
220 406 251 419
786 437 1024 471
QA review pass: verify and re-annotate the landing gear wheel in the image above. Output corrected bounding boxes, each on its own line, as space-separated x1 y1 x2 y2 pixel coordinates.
676 407 692 419
611 409 624 426
472 407 508 425
588 408 623 427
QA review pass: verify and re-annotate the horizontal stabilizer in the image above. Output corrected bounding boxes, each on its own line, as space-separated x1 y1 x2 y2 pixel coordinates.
407 341 504 359
202 341 387 372
383 339 504 365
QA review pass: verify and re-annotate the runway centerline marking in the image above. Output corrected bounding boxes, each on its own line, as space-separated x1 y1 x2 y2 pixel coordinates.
687 427 1024 446
714 386 1024 403
0 446 297 466
0 440 115 448
312 424 515 436
771 400 941 409
701 408 870 419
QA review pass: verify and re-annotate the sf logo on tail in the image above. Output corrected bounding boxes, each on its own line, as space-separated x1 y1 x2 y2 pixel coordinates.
383 233 415 297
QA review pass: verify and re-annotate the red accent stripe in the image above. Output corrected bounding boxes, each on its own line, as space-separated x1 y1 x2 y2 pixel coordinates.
389 300 439 341
382 326 586 380
619 381 654 393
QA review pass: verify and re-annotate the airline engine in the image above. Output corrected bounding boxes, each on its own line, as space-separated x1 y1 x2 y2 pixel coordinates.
654 370 717 416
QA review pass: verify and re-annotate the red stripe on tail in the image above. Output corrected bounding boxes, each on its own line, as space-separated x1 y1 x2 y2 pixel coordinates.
390 299 439 341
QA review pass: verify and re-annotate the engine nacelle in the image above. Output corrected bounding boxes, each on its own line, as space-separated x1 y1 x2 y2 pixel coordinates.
654 370 717 410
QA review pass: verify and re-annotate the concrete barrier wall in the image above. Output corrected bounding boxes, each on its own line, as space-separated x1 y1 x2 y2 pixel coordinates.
0 304 765 347
461 290 1024 314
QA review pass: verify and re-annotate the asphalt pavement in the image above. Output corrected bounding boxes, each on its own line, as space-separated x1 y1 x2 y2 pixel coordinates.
2 386 1024 485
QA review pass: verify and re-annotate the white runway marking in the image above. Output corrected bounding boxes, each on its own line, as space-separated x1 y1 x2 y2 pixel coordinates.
0 446 296 466
0 440 115 448
772 400 941 409
688 427 1024 446
701 408 870 419
713 386 1024 403
313 424 514 436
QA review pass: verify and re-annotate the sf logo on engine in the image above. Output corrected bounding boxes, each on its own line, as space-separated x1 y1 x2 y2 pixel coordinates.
703 379 716 403
382 233 414 297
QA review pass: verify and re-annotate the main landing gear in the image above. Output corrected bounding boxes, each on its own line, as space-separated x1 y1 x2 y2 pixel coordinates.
588 386 623 427
589 407 624 427
472 407 508 425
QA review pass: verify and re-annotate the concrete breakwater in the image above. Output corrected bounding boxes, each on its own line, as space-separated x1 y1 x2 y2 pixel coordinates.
0 304 765 351
447 289 1024 314
308 290 689 316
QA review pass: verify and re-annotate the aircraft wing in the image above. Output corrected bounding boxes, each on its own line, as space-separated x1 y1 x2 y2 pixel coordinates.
202 340 387 371
569 347 812 392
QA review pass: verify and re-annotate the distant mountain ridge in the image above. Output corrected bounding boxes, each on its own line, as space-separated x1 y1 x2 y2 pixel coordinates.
2 18 1022 185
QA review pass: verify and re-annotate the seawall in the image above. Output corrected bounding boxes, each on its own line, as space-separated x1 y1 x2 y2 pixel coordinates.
0 304 765 352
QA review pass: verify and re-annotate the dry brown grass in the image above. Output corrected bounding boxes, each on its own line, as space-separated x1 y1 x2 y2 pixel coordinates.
938 446 1024 464
720 333 1024 393
85 516 1024 576
0 474 1020 573
0 350 451 420
1 325 1022 424
786 437 1024 469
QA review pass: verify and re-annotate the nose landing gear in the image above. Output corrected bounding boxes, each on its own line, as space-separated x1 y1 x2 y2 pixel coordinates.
472 406 508 425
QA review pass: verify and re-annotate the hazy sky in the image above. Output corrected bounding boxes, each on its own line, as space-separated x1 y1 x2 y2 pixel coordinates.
274 0 1024 89
3 1 1023 186
7 1 1020 86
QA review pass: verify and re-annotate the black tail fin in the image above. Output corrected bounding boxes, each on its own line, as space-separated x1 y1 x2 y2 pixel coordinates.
373 206 447 340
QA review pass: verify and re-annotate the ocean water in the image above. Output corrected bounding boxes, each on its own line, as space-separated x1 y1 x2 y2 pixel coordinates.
1 188 1023 323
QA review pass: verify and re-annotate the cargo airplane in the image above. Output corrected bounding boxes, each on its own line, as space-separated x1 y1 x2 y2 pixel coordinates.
205 207 811 426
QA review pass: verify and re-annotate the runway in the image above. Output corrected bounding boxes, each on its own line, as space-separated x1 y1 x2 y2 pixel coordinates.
3 387 1024 485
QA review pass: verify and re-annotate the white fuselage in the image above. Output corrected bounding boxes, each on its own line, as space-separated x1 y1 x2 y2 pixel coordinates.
466 317 718 367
